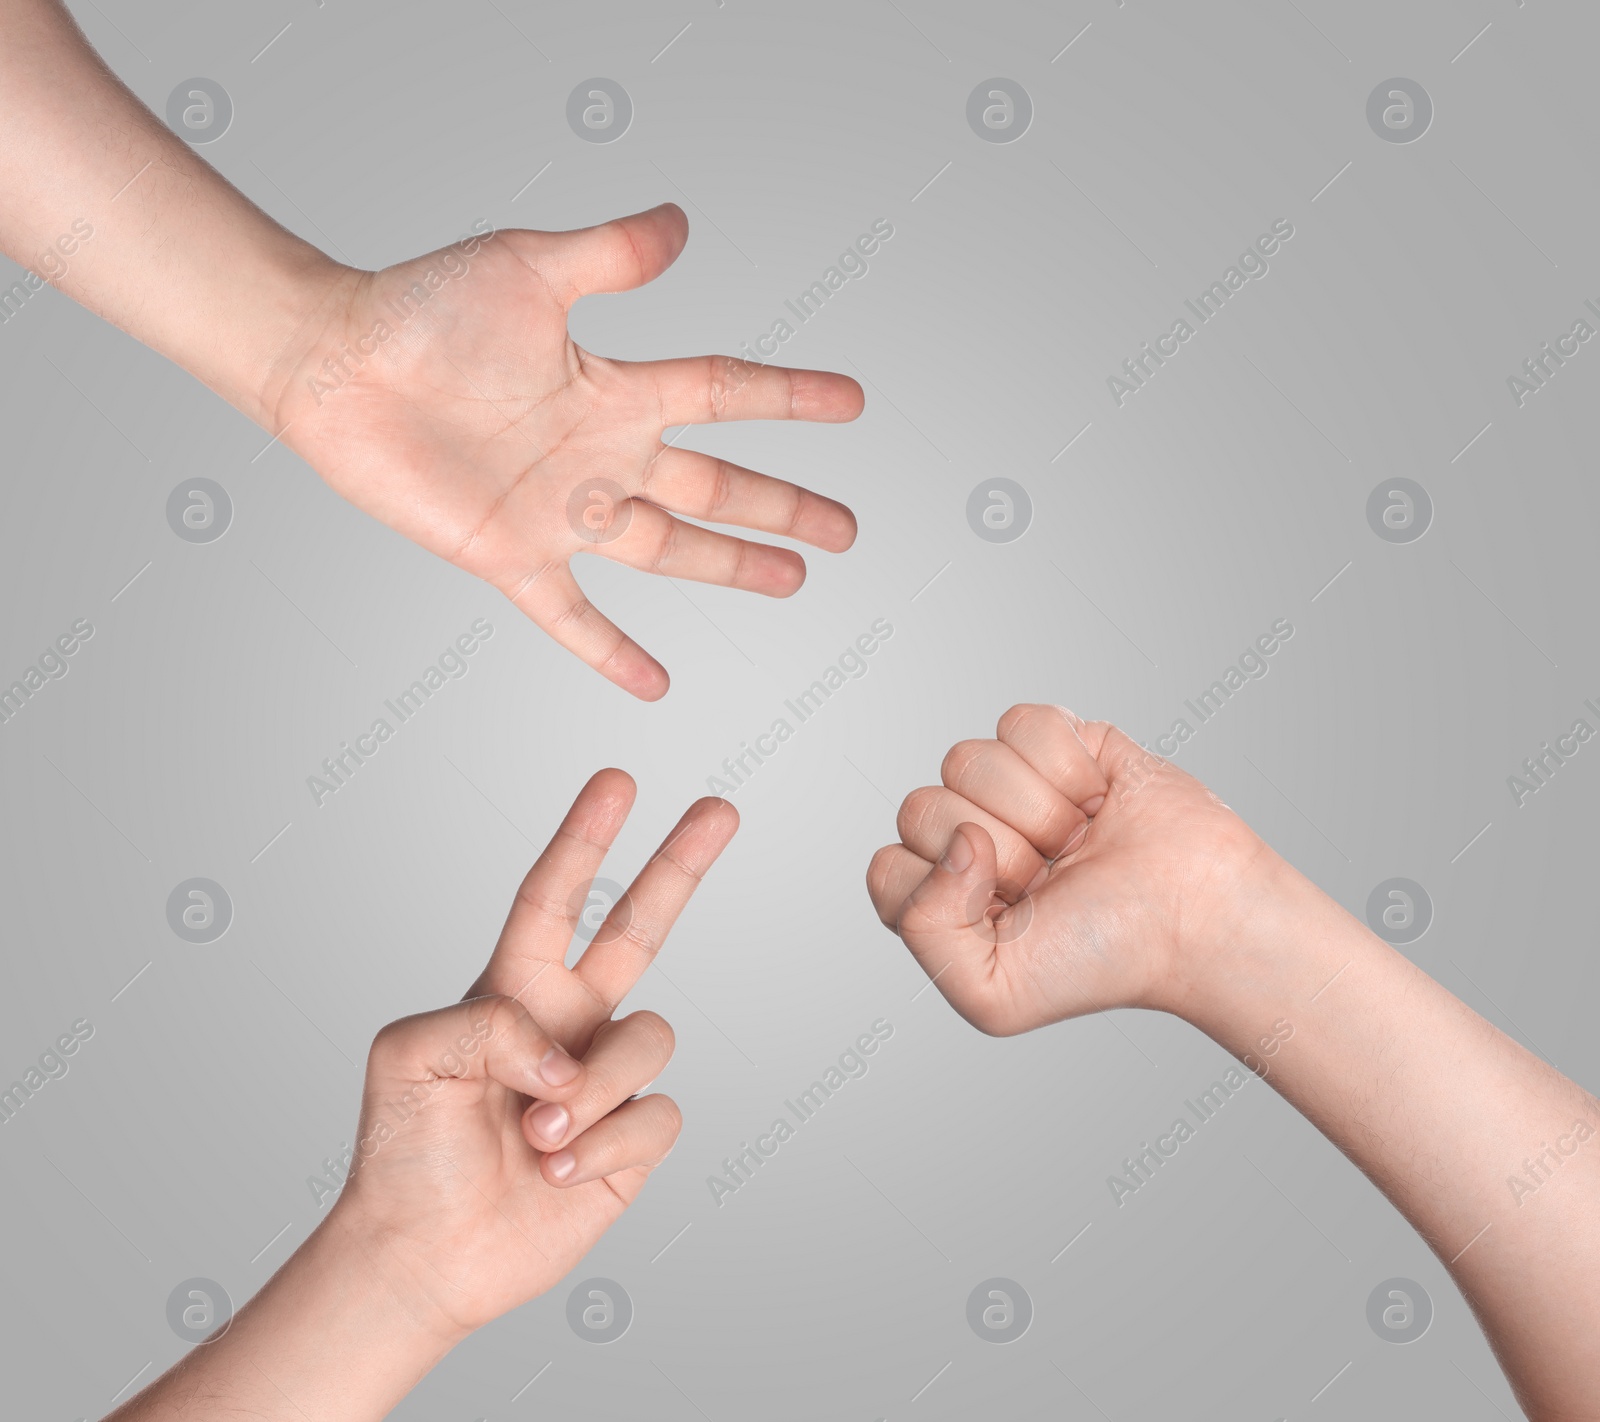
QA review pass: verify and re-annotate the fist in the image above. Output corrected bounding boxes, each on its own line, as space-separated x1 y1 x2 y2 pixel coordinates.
866 705 1272 1035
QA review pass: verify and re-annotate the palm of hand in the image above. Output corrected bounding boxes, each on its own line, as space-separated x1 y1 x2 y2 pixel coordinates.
270 207 861 699
284 237 615 586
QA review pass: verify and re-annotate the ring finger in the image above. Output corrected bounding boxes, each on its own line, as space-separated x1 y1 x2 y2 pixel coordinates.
639 445 857 553
941 739 1088 860
537 1094 682 1188
896 785 1046 895
585 495 806 597
523 1010 675 1154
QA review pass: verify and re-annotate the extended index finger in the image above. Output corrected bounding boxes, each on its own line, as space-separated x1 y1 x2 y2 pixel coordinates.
467 769 636 1008
571 796 738 1024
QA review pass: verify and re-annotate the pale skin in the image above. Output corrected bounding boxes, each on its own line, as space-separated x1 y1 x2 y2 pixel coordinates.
0 0 864 700
107 771 737 1420
868 704 1600 1422
12 3 1597 1416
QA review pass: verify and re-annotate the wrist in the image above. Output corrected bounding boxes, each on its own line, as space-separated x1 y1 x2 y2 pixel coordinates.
310 1199 473 1357
226 242 365 432
113 1201 466 1422
53 119 363 431
1151 848 1373 1048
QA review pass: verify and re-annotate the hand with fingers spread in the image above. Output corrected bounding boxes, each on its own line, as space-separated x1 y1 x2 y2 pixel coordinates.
108 773 738 1422
1 4 862 701
869 706 1600 1420
265 205 862 700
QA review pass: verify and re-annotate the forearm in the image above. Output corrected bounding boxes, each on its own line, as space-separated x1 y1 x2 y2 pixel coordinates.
1172 859 1600 1420
107 1208 462 1421
0 0 355 425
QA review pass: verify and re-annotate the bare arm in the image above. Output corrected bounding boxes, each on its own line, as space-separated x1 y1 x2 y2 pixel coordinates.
109 776 734 1419
1185 859 1600 1416
0 0 347 422
0 0 864 698
869 706 1600 1420
107 1215 458 1421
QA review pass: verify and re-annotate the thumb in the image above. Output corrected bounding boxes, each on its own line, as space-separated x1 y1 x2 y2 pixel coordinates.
522 203 689 303
898 823 1023 1033
365 995 587 1105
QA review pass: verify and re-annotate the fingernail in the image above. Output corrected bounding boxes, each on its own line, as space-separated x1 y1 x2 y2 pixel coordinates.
1082 794 1106 816
1063 820 1089 853
547 1150 576 1181
940 827 973 874
538 1046 580 1087
528 1103 569 1143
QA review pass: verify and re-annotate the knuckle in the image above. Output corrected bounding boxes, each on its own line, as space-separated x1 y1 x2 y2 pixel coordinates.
708 459 735 516
866 844 898 894
594 627 635 679
728 536 751 589
897 786 944 844
581 1021 617 1070
516 880 573 925
613 219 647 286
636 448 663 497
1086 720 1119 755
652 1094 684 1137
616 916 660 958
781 483 806 537
650 516 680 573
995 703 1037 740
628 1009 676 1063
706 355 732 418
503 559 559 608
481 994 524 1041
867 849 910 929
940 739 989 788
1042 799 1085 846
551 595 597 633
368 1018 407 1068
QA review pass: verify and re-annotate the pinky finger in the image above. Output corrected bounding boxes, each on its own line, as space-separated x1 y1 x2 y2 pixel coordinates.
507 561 668 701
541 1094 683 1194
866 843 933 930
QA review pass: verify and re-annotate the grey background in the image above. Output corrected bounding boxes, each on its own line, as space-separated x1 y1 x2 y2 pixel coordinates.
1 0 1595 1417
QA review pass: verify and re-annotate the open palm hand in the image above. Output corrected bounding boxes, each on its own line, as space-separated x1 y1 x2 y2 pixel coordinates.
270 204 862 699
